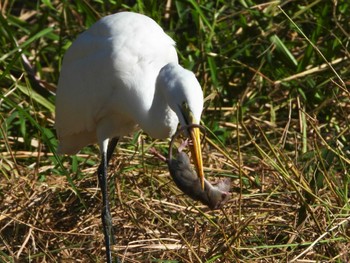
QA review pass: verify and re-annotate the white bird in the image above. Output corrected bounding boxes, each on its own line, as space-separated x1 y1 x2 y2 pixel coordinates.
55 11 204 263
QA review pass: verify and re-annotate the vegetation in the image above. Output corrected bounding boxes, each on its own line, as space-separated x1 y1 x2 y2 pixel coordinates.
1 0 349 262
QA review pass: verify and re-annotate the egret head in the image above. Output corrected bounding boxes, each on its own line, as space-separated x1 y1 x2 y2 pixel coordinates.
158 63 205 188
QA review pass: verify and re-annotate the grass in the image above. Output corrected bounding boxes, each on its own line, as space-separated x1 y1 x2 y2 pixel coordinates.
1 0 350 262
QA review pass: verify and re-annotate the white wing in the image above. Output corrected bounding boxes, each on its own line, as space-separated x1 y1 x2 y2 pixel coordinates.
55 12 178 154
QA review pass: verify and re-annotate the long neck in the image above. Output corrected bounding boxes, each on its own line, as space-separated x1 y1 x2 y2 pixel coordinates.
138 65 179 139
145 87 178 139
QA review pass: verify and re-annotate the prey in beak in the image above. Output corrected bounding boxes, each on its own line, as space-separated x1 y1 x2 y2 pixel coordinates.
149 134 231 210
179 102 205 189
188 125 205 189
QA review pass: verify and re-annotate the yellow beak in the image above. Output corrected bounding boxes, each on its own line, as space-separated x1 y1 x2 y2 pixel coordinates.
189 126 205 189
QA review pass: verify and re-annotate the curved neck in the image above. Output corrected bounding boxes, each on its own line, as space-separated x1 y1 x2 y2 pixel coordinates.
138 64 179 139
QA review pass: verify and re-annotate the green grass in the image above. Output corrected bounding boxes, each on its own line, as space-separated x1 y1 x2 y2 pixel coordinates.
1 0 350 262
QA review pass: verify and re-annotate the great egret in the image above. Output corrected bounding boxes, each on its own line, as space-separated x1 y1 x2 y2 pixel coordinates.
55 12 204 262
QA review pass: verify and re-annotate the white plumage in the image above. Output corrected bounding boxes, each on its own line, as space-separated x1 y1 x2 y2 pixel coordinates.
55 12 204 263
56 12 203 154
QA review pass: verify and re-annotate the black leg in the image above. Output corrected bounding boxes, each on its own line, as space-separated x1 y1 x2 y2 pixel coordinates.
97 137 119 263
107 137 119 164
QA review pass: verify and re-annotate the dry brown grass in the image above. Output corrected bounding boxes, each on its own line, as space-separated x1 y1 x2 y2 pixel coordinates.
2 132 349 262
1 1 350 262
